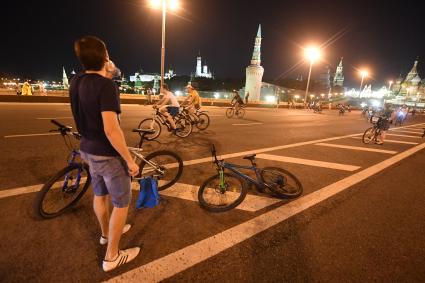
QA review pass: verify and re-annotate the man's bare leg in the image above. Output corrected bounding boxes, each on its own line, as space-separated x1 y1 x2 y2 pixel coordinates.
105 206 129 261
94 195 110 238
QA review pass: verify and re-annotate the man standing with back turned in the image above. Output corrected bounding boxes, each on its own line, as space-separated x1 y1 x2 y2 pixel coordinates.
70 36 140 272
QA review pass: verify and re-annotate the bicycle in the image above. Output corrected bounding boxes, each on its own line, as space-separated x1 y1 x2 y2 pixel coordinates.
180 106 210 130
198 145 303 212
34 120 184 219
138 108 192 140
362 116 387 144
226 104 246 118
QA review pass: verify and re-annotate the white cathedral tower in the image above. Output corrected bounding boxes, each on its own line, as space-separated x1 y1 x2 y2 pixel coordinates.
62 67 69 90
244 25 264 101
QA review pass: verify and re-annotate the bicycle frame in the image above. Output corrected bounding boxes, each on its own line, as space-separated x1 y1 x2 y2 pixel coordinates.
216 160 268 190
129 147 165 180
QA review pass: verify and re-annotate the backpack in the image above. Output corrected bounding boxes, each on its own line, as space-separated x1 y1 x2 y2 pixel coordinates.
136 177 160 209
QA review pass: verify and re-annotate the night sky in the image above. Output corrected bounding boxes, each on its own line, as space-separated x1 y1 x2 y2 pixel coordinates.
1 0 424 87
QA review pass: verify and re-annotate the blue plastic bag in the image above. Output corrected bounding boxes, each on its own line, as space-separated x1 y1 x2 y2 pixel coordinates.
136 177 160 209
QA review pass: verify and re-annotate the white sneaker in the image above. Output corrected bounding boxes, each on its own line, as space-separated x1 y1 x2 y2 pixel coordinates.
102 247 140 272
99 224 132 245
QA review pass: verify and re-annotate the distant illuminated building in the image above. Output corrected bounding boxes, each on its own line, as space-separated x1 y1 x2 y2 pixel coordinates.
244 24 264 101
333 57 344 87
398 59 421 97
194 53 213 78
130 68 175 83
62 67 69 90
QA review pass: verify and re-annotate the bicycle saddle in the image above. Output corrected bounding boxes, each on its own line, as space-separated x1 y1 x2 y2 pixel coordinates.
132 128 156 134
243 154 256 161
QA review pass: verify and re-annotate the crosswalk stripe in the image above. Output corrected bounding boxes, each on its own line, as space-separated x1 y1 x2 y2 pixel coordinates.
314 143 397 154
389 129 423 134
386 133 423 139
350 137 419 145
256 154 361 171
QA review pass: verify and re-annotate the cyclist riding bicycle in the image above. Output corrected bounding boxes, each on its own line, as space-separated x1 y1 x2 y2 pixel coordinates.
182 84 201 123
153 83 180 134
231 91 244 112
376 103 393 145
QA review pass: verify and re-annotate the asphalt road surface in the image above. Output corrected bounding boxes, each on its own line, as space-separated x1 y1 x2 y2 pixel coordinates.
1 102 424 282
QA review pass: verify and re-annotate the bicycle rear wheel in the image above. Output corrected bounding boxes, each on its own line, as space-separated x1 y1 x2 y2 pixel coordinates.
236 108 245 118
198 173 246 212
138 118 161 140
34 163 91 219
261 167 303 199
137 150 183 190
196 113 210 130
226 108 234 118
362 127 376 144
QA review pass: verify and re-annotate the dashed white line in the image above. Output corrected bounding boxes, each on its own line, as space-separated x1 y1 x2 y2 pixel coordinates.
4 133 60 138
389 129 423 134
386 133 423 139
232 122 263 126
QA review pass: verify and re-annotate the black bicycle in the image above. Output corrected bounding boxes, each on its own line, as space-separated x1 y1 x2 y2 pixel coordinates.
34 120 184 219
362 116 387 144
138 108 193 140
198 145 303 212
180 106 210 130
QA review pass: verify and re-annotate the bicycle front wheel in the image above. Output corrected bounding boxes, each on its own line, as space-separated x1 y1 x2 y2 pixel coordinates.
138 118 161 140
175 116 193 138
196 113 210 130
226 108 234 118
261 167 303 199
362 127 376 144
198 173 247 212
34 163 91 219
138 150 183 190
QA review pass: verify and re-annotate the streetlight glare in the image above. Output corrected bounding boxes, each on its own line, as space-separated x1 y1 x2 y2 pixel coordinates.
304 46 321 63
360 70 369 78
168 0 180 10
149 0 161 9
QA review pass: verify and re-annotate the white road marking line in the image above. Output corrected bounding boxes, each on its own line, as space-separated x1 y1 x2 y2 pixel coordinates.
350 137 419 145
106 142 425 283
257 153 360 171
386 133 423 139
0 181 280 212
314 143 397 154
156 183 281 212
4 133 60 138
36 117 73 120
231 122 263 126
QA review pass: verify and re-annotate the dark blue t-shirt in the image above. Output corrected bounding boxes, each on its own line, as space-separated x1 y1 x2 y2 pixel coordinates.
70 73 121 156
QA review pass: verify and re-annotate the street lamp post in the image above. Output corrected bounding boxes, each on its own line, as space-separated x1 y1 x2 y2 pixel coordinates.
150 0 179 92
303 46 321 108
358 70 368 98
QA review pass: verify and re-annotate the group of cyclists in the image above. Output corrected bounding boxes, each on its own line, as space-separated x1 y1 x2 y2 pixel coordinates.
153 83 202 135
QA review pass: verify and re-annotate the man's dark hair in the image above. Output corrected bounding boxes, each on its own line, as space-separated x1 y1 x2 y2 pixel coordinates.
74 36 108 71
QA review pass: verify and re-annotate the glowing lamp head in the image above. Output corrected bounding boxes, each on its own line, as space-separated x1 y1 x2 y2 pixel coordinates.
360 70 369 78
168 0 180 10
149 0 161 9
304 46 321 63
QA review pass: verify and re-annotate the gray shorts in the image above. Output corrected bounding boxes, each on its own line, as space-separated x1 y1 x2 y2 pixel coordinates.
80 151 131 208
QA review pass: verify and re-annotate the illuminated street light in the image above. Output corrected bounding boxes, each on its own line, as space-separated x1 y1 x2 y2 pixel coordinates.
358 69 369 97
149 0 180 91
388 80 393 90
303 46 321 107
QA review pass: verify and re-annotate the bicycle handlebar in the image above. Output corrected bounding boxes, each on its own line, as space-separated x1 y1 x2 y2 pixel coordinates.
211 144 218 163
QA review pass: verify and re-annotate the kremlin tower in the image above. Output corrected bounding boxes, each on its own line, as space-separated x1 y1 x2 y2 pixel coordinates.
244 25 264 101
